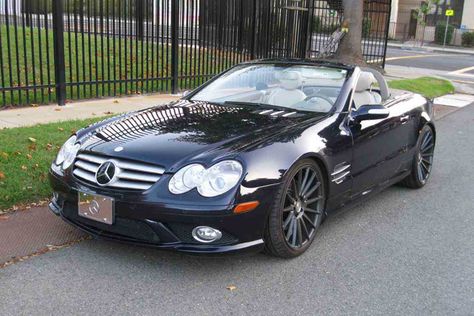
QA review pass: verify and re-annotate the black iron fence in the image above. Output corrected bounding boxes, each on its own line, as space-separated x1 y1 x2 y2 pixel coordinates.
0 0 391 107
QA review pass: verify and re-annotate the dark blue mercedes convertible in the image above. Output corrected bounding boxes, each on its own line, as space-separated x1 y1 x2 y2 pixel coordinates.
49 59 436 258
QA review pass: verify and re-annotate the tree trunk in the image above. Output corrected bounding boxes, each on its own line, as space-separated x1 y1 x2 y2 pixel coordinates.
334 0 366 65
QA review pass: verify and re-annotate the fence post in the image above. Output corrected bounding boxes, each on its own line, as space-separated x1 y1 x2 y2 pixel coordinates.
250 0 257 59
52 0 66 106
136 0 144 40
171 0 179 94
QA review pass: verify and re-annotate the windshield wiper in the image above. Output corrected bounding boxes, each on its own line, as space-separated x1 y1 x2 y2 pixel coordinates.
223 101 292 112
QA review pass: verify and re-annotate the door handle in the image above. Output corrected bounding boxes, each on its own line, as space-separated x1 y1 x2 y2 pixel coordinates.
400 115 410 123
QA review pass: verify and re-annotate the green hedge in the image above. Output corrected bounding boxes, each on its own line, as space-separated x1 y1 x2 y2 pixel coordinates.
435 22 455 45
461 32 474 47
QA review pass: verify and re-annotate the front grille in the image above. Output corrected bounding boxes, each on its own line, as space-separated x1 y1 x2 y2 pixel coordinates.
73 152 165 191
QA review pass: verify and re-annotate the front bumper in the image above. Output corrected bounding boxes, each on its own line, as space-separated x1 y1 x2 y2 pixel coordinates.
49 171 277 254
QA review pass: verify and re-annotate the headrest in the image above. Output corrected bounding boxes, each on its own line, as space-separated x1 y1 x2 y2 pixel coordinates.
356 72 377 92
279 71 302 90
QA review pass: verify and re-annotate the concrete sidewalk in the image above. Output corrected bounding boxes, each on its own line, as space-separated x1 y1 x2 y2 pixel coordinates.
388 41 474 56
0 93 179 129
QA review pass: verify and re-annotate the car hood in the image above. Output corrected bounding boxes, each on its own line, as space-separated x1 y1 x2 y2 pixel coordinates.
78 100 325 171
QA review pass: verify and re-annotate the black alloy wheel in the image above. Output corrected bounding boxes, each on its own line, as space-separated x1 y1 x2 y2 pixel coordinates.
265 159 326 258
401 125 435 188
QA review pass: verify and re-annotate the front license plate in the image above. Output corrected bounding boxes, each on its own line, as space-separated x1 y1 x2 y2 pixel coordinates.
78 192 114 225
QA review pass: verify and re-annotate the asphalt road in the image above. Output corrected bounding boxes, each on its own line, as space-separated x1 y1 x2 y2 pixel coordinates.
1 105 473 315
386 47 474 73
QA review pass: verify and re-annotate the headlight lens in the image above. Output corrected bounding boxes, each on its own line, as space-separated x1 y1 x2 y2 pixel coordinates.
168 160 243 197
168 164 206 194
55 135 80 169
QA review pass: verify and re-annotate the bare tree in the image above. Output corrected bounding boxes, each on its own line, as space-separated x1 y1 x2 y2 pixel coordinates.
334 0 366 65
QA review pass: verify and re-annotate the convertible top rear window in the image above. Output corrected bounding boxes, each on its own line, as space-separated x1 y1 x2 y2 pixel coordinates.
190 64 348 113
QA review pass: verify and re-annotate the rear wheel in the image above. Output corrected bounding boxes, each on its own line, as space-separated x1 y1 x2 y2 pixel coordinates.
264 159 326 258
400 125 435 188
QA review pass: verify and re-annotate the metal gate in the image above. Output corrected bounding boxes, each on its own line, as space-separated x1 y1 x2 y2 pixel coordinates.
0 0 391 107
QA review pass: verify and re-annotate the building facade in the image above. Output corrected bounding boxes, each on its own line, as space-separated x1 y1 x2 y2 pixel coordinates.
389 0 473 42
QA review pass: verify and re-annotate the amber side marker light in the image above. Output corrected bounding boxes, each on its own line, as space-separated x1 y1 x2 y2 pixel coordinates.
233 201 260 214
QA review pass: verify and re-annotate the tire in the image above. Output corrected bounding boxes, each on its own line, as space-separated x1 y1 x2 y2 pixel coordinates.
264 159 326 258
400 125 435 189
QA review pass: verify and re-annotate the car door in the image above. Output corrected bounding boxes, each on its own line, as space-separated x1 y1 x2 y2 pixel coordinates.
349 100 410 197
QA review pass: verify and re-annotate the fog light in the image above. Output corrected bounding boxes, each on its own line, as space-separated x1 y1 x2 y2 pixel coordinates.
192 226 222 243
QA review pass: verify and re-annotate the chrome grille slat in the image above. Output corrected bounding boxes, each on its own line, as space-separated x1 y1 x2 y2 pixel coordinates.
73 153 164 191
79 153 108 164
117 171 160 183
112 180 151 191
115 160 165 175
75 160 99 173
73 168 96 183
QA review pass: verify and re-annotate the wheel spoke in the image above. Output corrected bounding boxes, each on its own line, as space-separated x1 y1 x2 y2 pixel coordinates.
303 207 321 215
291 218 297 246
304 182 321 199
417 163 424 180
421 152 433 158
297 219 303 246
422 143 434 152
283 214 293 230
300 217 310 238
299 168 310 195
285 216 295 240
291 180 298 199
301 173 316 196
303 213 316 228
421 133 431 150
283 205 294 213
422 157 431 165
297 170 303 194
306 195 322 205
286 191 296 204
421 161 430 174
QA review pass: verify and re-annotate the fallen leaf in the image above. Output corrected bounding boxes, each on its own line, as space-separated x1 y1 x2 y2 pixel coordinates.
28 137 37 143
226 285 237 291
0 171 5 180
21 165 27 171
33 163 39 169
28 143 37 151
14 151 22 156
31 103 39 107
45 143 53 151
113 100 119 103
26 154 32 159
103 111 114 115
70 129 77 134
58 127 64 131
54 108 62 111
0 152 8 159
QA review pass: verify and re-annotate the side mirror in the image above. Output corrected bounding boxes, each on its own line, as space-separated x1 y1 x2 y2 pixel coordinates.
352 104 389 122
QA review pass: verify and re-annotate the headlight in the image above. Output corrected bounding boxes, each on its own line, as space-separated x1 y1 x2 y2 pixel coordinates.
168 160 243 197
55 135 80 169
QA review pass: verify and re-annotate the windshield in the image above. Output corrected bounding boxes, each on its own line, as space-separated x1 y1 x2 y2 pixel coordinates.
190 64 348 113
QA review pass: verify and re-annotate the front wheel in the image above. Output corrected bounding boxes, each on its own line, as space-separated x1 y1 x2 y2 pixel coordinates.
400 125 435 188
264 159 326 258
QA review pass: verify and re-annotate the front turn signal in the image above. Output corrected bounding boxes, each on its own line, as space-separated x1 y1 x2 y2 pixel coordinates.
233 201 260 214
